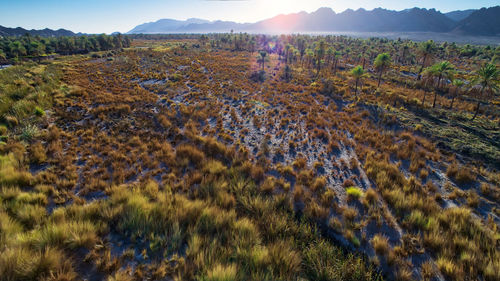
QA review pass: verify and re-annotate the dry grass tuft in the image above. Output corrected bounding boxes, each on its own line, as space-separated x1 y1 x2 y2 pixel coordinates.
371 234 390 256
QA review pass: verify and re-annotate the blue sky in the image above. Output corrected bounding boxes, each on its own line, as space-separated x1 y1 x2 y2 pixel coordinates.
0 0 498 34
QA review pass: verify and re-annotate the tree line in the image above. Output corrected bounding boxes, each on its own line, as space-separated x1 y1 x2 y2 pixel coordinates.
234 34 497 120
0 33 131 62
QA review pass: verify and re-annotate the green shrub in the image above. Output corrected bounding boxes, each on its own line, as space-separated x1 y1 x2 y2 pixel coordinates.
0 154 33 186
34 106 45 117
20 124 39 142
0 125 7 135
345 230 361 247
346 186 364 200
406 210 428 230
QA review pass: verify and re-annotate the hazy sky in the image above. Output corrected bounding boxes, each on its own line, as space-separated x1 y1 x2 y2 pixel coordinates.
1 0 498 34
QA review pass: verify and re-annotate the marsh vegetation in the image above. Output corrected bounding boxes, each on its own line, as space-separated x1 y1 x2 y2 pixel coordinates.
0 33 498 281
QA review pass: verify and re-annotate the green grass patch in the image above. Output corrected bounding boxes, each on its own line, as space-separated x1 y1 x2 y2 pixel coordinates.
346 186 364 200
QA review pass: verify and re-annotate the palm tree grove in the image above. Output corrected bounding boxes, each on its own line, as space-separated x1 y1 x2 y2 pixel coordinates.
0 1 499 281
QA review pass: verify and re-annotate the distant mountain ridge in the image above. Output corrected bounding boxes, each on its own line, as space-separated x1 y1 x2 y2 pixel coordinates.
128 6 500 36
444 9 475 22
453 6 500 36
129 18 212 33
0 25 75 37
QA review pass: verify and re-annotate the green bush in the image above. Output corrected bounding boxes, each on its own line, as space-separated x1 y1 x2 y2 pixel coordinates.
20 124 39 142
0 125 7 135
34 106 45 117
346 186 364 200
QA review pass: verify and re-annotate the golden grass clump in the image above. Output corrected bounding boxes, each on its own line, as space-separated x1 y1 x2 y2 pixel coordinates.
29 142 47 164
268 241 302 279
304 201 329 221
0 153 33 187
420 260 436 281
176 144 205 166
436 256 461 280
321 189 336 207
342 207 358 223
455 167 475 184
371 234 390 256
311 176 326 192
364 188 378 204
202 263 237 281
292 157 307 170
0 247 76 281
395 267 414 281
260 177 276 194
203 160 227 175
466 190 479 208
446 161 476 184
250 165 265 182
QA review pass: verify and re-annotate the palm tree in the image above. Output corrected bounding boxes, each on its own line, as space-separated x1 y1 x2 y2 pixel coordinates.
360 53 369 69
293 49 300 65
304 49 314 69
8 41 27 58
417 40 437 80
284 44 292 65
296 37 306 65
344 47 352 64
326 47 335 67
449 79 465 110
351 66 365 94
314 40 326 76
199 35 209 46
332 51 342 74
28 41 45 57
257 51 268 71
425 61 456 108
276 42 284 61
420 68 435 106
249 37 256 53
374 53 391 87
471 63 499 121
400 44 409 65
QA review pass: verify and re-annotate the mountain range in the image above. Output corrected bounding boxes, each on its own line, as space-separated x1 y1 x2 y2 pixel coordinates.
0 25 75 37
1 6 498 38
127 6 500 36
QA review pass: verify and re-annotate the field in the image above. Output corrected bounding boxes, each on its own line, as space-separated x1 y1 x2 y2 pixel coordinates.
0 35 499 281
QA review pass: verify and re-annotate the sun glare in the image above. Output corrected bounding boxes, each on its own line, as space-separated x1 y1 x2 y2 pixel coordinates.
255 0 329 20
